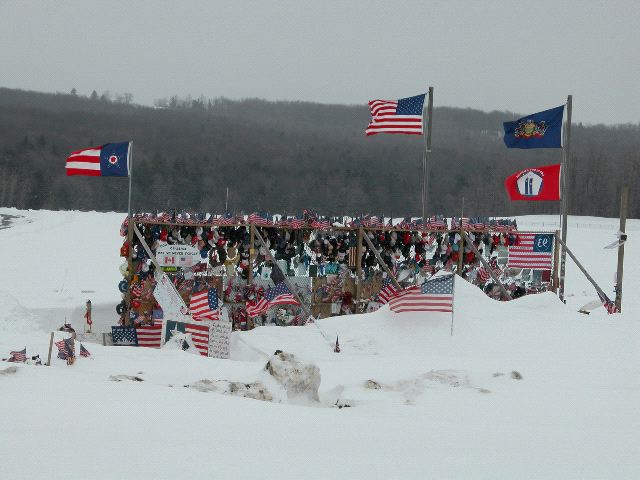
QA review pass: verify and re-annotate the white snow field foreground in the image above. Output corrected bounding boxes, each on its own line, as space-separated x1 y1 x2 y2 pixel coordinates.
1 208 639 479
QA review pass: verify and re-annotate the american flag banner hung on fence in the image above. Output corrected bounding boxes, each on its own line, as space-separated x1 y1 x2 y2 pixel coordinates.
8 348 27 362
389 274 454 313
189 288 220 321
265 282 300 307
365 94 425 136
507 233 553 270
111 326 138 346
135 322 163 348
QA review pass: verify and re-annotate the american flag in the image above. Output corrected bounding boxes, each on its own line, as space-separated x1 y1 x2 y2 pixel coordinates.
389 274 454 313
598 292 619 314
365 94 425 136
507 233 553 270
55 338 75 359
80 344 91 357
265 282 300 306
477 267 491 283
311 218 331 230
135 322 163 348
334 336 341 353
185 323 211 356
289 216 306 229
246 297 269 317
427 216 447 230
248 212 271 226
377 278 399 305
111 326 138 345
8 348 26 362
217 213 237 226
189 288 220 321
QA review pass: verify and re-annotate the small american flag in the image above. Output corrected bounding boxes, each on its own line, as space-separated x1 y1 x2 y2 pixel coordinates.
248 212 271 226
265 282 300 307
389 274 454 313
334 336 341 353
507 233 553 270
55 338 75 360
246 297 269 317
8 348 27 362
366 94 425 136
289 216 306 229
377 278 399 305
80 344 91 357
477 267 491 283
189 288 220 321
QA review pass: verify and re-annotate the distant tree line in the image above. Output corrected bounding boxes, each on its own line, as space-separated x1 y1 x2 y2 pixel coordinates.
0 87 637 219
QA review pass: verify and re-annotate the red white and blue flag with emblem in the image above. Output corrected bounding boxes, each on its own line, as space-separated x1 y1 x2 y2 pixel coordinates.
503 105 564 149
65 141 131 176
366 94 425 136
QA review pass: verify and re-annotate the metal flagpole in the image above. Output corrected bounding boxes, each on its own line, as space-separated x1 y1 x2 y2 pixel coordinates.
127 141 133 217
558 95 572 302
422 87 434 224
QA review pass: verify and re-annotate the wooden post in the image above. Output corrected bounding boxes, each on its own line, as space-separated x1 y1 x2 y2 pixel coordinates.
46 332 54 366
457 197 464 276
555 233 608 301
356 226 363 306
362 230 402 290
461 231 510 301
248 223 255 285
615 186 628 311
559 94 572 302
125 217 134 326
552 229 560 292
253 228 311 318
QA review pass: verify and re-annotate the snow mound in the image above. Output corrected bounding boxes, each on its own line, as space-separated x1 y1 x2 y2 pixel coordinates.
264 351 321 403
0 291 38 334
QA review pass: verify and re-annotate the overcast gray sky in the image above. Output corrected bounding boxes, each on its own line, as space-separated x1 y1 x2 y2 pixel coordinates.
1 0 638 124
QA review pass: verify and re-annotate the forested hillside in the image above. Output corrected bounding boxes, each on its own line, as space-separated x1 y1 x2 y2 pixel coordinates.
0 87 637 218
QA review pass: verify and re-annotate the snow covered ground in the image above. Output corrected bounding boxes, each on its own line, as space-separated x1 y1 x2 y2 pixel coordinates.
1 208 639 479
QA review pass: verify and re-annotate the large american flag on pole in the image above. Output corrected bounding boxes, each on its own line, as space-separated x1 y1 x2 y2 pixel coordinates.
365 94 425 136
507 233 553 270
189 288 220 321
389 274 454 313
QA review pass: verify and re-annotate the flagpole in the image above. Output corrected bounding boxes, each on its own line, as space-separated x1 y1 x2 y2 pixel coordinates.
558 95 572 302
127 141 133 217
422 87 434 224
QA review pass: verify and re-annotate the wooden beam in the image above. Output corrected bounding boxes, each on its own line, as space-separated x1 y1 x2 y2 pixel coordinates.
460 231 510 301
253 228 311 318
362 230 402 291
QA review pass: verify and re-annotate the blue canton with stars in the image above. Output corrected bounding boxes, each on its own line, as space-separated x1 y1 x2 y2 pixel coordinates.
395 94 426 115
111 326 138 345
265 282 292 302
207 288 219 309
422 274 454 295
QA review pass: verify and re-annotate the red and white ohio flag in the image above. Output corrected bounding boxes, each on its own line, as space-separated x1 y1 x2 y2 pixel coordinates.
504 164 561 201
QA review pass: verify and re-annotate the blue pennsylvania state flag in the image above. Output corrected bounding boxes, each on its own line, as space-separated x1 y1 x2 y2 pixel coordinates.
503 105 564 149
